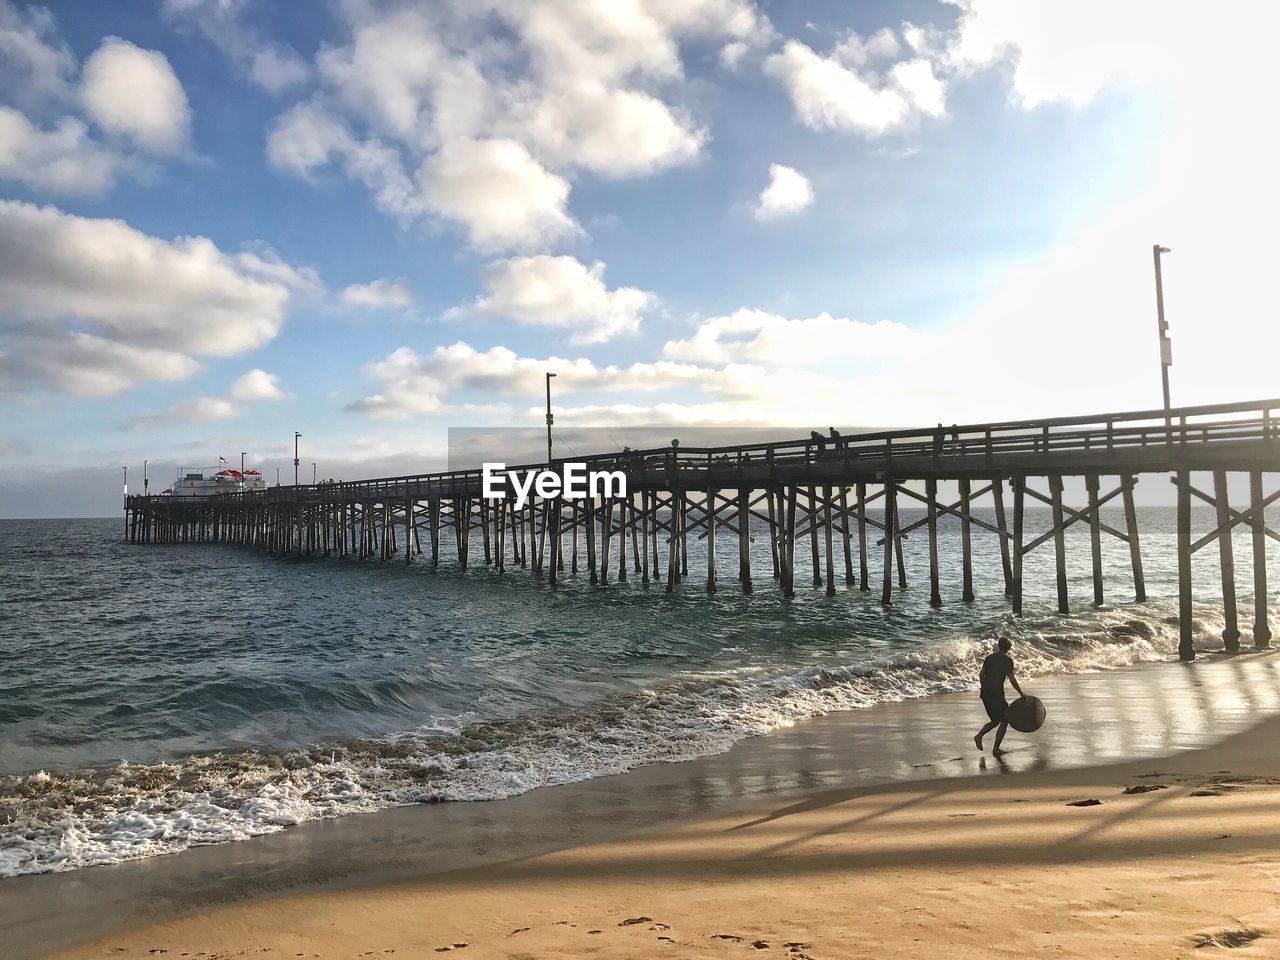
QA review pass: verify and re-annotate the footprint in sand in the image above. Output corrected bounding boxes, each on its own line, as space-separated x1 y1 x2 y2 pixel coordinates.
657 936 675 943
752 940 770 949
1067 798 1101 807
651 923 671 931
1190 790 1223 797
711 934 743 942
1122 784 1168 794
588 929 603 935
619 917 653 926
509 927 531 935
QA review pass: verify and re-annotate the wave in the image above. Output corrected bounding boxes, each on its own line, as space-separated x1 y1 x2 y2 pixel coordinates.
0 604 1221 878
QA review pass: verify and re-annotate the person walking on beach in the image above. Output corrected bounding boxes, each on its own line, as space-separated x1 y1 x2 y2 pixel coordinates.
974 637 1025 754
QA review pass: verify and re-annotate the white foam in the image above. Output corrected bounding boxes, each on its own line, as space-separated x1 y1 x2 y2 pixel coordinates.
0 606 1204 877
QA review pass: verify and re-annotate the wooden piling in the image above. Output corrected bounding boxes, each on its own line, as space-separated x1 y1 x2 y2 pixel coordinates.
926 477 941 607
1213 469 1240 650
1176 469 1194 660
1251 469 1271 649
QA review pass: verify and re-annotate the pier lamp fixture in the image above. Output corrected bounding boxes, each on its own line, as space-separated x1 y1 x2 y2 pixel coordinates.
545 371 557 465
143 460 148 496
275 467 281 486
122 466 128 539
240 452 247 473
312 462 317 485
1152 244 1173 427
294 432 302 486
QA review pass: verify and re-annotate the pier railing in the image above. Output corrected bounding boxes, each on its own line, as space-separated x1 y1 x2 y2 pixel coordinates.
134 397 1280 508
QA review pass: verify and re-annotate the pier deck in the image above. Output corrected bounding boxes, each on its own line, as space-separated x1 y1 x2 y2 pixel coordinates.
126 398 1280 661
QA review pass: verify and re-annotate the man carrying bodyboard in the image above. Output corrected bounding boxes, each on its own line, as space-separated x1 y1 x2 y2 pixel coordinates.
974 637 1025 755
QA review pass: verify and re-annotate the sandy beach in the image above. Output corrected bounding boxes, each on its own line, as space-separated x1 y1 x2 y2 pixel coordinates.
9 653 1278 960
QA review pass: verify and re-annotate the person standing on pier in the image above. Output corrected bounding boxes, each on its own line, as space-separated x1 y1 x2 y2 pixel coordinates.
974 637 1025 754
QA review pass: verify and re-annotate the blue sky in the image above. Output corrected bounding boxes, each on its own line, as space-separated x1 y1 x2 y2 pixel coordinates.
1 0 1276 515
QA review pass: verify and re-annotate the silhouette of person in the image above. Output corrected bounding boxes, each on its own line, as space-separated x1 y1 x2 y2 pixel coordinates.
974 637 1026 755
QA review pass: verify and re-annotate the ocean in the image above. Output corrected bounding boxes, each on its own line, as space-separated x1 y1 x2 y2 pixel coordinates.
0 507 1272 878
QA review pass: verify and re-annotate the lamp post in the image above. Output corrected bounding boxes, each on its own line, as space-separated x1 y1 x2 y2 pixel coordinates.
545 371 557 465
312 462 317 485
143 460 148 496
293 432 301 486
122 466 128 539
240 451 247 474
275 467 281 487
1153 244 1172 427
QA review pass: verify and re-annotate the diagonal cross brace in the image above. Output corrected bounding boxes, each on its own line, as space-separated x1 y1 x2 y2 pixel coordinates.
1020 483 1126 554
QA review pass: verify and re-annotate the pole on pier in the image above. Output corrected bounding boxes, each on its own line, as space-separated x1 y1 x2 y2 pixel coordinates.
1176 469 1194 660
1213 470 1240 651
1251 469 1271 649
738 485 753 594
1012 476 1025 616
1120 474 1146 601
926 477 941 607
881 480 896 605
1086 474 1103 606
1050 475 1069 614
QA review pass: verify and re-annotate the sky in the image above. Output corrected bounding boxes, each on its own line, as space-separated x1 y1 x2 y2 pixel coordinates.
1 0 1278 517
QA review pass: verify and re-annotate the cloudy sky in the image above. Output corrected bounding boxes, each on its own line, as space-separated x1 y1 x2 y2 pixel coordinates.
2 0 1278 516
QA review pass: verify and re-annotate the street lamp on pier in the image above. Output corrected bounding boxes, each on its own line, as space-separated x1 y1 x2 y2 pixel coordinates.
294 432 302 486
1152 244 1173 427
545 371 557 465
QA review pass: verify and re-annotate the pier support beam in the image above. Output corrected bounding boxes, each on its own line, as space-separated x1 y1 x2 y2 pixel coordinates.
1177 469 1195 661
926 477 941 607
1012 476 1025 616
959 478 974 602
1251 469 1272 649
1122 475 1146 602
881 480 897 606
1086 474 1103 607
1050 475 1069 615
1213 469 1240 651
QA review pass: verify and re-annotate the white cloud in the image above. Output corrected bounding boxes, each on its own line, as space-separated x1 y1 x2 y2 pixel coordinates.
463 256 654 343
0 0 74 108
0 11 192 196
417 138 579 252
765 39 942 136
348 341 715 419
125 368 288 427
161 0 309 93
266 0 772 245
230 368 287 402
81 38 190 153
944 0 1168 108
0 202 300 395
0 107 116 194
341 278 415 309
235 247 324 295
664 308 923 367
753 164 813 220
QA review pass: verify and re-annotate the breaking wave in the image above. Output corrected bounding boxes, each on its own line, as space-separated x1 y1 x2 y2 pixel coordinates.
0 604 1215 878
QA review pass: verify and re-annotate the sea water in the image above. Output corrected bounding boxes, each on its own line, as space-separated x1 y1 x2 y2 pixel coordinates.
0 507 1274 877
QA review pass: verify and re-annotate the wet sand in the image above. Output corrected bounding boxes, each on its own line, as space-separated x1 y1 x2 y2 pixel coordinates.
8 652 1280 959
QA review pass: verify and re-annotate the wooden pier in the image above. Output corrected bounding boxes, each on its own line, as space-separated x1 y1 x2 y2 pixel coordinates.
126 399 1280 661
